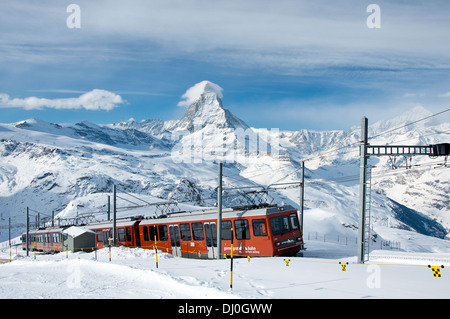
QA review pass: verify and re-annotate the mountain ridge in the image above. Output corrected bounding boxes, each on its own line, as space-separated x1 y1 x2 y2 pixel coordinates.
0 82 449 248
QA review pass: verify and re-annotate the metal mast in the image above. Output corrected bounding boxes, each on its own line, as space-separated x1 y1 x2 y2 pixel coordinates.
217 161 223 259
357 117 369 264
357 116 449 263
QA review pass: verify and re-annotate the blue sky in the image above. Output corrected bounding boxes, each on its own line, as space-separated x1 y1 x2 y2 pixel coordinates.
1 0 449 131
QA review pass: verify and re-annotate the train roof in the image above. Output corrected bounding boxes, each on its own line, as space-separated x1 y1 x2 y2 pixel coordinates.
23 204 298 233
139 204 297 225
24 226 67 234
86 216 142 229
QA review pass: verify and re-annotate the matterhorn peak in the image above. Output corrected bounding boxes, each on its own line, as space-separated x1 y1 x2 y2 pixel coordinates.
169 81 248 132
177 81 223 108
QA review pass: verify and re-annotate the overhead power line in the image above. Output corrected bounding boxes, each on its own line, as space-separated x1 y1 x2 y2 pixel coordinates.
369 107 450 140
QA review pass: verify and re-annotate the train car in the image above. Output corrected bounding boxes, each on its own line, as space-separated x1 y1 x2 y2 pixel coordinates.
21 227 66 253
138 204 304 259
89 217 141 249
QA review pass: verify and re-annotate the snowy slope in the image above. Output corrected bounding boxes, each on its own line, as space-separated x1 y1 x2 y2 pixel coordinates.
1 243 450 299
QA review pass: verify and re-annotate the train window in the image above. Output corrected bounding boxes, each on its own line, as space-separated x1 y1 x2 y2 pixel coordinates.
192 222 204 241
169 225 180 246
221 220 232 240
290 214 299 230
96 230 103 242
252 219 268 236
204 223 217 246
126 227 132 242
143 226 149 241
234 220 251 240
158 225 168 241
149 225 158 241
270 215 291 235
180 223 192 241
118 228 126 242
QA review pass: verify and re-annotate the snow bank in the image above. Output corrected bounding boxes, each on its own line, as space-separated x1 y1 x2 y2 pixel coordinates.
1 244 450 299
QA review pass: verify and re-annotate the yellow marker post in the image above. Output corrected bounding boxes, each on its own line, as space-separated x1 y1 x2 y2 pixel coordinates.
154 228 159 269
230 227 234 289
108 237 112 262
339 262 349 271
247 256 251 262
284 259 290 267
428 265 444 278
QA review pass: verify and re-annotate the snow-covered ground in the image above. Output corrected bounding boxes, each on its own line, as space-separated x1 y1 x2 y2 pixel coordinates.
1 233 449 300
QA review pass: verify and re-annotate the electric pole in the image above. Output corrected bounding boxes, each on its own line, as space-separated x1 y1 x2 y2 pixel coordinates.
217 161 223 259
299 161 305 234
357 116 449 263
113 184 117 246
357 117 369 264
26 207 29 257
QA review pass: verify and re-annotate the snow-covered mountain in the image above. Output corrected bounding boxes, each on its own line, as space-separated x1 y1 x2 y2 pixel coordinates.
0 81 449 252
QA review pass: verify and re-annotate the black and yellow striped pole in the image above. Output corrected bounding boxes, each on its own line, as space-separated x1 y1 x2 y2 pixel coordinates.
230 227 234 289
108 237 112 262
154 226 159 269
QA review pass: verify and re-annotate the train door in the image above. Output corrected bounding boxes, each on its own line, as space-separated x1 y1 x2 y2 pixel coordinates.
103 229 111 246
134 223 141 247
204 222 217 259
169 224 181 257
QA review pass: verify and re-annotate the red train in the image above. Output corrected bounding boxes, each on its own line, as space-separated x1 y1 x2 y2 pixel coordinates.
89 204 304 258
21 227 66 253
23 204 304 258
89 217 142 249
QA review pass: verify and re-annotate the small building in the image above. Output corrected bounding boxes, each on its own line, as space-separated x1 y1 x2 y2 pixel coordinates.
62 226 95 252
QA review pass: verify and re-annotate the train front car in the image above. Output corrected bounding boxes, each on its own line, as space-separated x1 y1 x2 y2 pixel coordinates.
266 205 304 256
225 204 304 257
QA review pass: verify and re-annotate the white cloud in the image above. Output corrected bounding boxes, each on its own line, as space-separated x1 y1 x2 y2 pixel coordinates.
177 81 223 107
2 1 450 73
0 89 125 111
439 92 450 97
